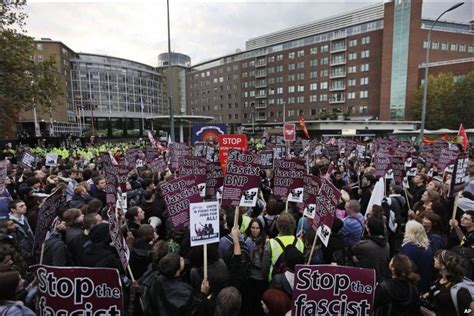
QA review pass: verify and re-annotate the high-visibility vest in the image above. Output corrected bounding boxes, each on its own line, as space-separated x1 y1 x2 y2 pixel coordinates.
268 235 304 280
240 215 252 234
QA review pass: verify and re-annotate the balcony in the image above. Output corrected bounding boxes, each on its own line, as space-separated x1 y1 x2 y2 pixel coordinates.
255 81 267 88
329 71 346 79
329 97 346 104
255 60 267 67
330 58 346 66
255 71 267 78
255 115 267 121
329 85 346 91
331 45 347 53
255 101 267 109
255 93 267 99
331 30 347 40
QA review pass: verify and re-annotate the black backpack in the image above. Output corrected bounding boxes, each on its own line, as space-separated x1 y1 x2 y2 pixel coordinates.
272 236 303 275
222 235 252 279
262 215 279 239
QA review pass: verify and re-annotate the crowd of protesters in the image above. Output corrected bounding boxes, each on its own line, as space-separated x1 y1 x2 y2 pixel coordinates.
0 139 473 316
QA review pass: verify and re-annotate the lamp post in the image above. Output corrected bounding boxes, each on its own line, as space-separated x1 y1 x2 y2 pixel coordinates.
167 0 175 143
419 2 464 145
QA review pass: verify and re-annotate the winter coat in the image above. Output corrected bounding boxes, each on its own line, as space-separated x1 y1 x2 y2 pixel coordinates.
80 242 124 273
0 301 35 316
43 233 72 266
352 235 390 282
130 238 153 279
374 278 421 316
400 242 434 293
147 275 203 316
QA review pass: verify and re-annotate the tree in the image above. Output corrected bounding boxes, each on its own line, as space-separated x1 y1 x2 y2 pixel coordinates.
411 72 473 130
453 71 474 129
0 1 62 137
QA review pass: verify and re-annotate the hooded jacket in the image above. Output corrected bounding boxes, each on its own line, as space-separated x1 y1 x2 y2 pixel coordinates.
374 278 421 316
352 235 390 282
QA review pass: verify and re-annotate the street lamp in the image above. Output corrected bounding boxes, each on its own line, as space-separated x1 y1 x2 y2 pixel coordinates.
167 0 175 143
419 2 464 145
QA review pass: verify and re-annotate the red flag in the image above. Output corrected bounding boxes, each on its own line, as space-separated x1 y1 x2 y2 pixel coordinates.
298 116 310 138
458 123 468 150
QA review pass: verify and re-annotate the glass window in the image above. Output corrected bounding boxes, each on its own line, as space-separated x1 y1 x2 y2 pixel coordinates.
348 39 357 47
441 42 449 50
432 42 439 49
310 83 317 91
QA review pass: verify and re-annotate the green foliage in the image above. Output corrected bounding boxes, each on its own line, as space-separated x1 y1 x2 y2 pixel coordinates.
0 2 63 136
411 72 473 129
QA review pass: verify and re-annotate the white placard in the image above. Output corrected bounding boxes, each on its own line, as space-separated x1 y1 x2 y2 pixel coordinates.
45 153 58 167
190 201 220 247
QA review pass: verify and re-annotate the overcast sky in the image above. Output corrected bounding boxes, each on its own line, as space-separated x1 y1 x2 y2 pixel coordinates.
24 0 473 66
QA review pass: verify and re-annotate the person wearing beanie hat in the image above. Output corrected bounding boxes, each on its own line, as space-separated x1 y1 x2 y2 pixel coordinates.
78 223 123 273
352 217 390 282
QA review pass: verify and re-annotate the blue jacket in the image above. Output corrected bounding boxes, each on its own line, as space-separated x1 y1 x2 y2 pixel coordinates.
400 242 434 293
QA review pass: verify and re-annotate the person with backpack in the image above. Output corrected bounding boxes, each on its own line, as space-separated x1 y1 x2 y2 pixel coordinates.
422 250 473 316
261 212 304 282
374 254 421 316
269 244 305 298
257 199 280 239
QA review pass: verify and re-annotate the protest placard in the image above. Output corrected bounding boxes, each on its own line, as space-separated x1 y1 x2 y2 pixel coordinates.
221 149 261 207
374 151 391 178
218 134 248 173
20 152 36 168
160 175 203 230
179 156 208 197
126 147 140 169
272 145 286 160
45 153 58 167
169 143 191 172
299 175 320 220
190 201 220 247
0 160 7 192
273 158 305 203
33 187 65 255
313 177 341 232
145 147 159 163
292 265 376 316
34 265 123 315
260 150 274 170
449 152 468 197
389 152 405 185
206 162 224 198
101 153 118 205
108 208 130 271
438 147 459 171
150 157 168 173
194 142 205 157
325 144 339 163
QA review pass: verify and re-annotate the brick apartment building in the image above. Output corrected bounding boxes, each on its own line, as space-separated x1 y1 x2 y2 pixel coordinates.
186 0 473 133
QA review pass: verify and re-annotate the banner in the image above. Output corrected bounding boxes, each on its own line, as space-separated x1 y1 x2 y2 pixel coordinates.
33 187 65 255
35 265 123 315
192 124 227 144
108 208 130 271
206 162 224 198
221 149 261 207
45 153 58 167
218 134 248 173
178 157 207 197
292 265 376 316
161 175 203 230
273 158 305 203
0 160 7 192
190 201 220 247
449 152 468 197
260 150 274 170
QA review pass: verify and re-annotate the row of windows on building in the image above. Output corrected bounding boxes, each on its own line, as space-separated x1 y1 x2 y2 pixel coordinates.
199 103 370 122
191 36 373 80
192 88 370 113
422 41 474 53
